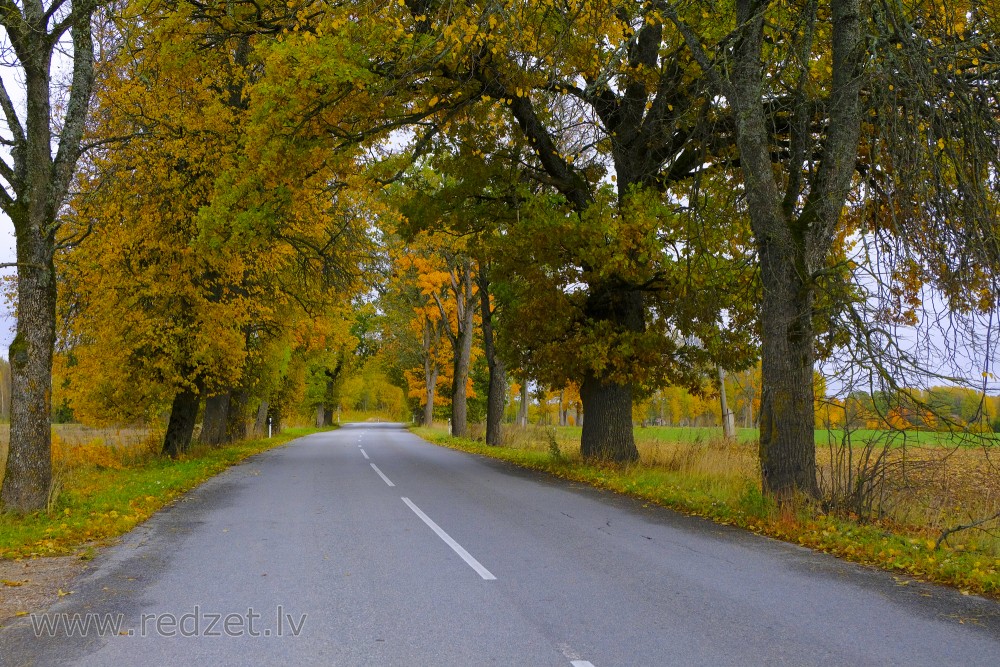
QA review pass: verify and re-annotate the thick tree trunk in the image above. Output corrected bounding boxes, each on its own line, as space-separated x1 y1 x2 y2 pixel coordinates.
227 390 249 441
1 241 56 512
423 365 437 426
580 373 639 462
578 286 642 463
485 359 506 444
322 379 336 426
162 386 202 458
757 254 819 497
201 393 230 446
446 262 476 438
451 327 473 437
254 400 269 435
517 381 529 427
479 274 506 446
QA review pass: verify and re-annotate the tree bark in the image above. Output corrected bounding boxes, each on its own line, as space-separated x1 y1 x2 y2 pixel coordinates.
420 315 440 426
578 285 643 463
1 239 55 511
718 367 736 439
254 400 269 435
227 390 249 441
757 255 818 497
580 373 639 462
450 321 473 437
201 393 230 446
423 361 437 426
322 378 336 426
479 271 506 446
162 386 202 458
518 381 529 427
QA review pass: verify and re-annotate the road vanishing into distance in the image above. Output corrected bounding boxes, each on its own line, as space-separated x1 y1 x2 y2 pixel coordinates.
3 423 1000 666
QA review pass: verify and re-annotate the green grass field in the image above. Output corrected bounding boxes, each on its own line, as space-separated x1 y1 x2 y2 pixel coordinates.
541 425 998 449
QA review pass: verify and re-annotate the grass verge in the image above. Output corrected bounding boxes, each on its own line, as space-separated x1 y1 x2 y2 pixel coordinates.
413 425 1000 598
0 427 327 560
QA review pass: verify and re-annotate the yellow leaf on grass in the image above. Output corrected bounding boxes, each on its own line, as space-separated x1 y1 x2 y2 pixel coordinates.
2 580 24 587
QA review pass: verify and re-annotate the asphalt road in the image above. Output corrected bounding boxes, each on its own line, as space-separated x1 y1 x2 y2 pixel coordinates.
3 423 1000 666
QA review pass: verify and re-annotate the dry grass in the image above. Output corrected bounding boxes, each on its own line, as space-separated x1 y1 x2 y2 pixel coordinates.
492 424 1000 555
497 424 756 475
417 424 1000 595
0 424 161 493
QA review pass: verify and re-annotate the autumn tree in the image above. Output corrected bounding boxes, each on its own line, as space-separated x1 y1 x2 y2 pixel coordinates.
430 253 477 437
0 0 103 511
243 1 759 462
663 0 1000 498
61 0 372 455
60 3 264 456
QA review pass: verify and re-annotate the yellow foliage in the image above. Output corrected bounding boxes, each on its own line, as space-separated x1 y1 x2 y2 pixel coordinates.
51 435 123 471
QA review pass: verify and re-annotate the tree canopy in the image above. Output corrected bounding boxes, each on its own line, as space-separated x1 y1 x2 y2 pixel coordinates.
3 0 1000 509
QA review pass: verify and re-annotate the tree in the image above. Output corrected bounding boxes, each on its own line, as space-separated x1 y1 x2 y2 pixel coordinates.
60 3 261 457
1 0 101 511
60 0 374 456
478 265 506 445
254 0 758 462
665 0 1000 498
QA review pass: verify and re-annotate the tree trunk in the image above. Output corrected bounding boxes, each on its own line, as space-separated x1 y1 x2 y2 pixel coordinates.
162 386 202 458
201 393 230 446
724 0 862 499
254 400 269 435
580 373 639 462
227 390 249 441
423 365 437 426
578 285 642 463
443 261 476 438
451 324 473 437
518 381 529 427
757 254 819 497
479 273 506 446
718 367 736 440
558 391 568 427
322 379 336 426
485 358 506 444
1 240 56 512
